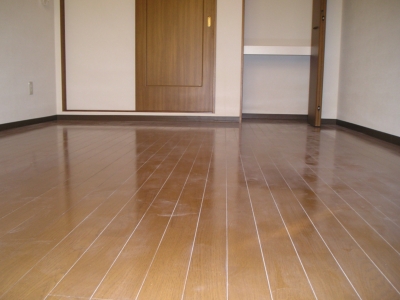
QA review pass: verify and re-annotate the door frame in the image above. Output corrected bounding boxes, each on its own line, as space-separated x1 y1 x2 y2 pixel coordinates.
307 0 327 127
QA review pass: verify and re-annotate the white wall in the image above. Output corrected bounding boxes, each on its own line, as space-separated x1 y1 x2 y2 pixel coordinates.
242 0 312 115
65 0 135 111
243 55 310 114
321 0 342 119
242 0 343 118
55 0 243 117
338 0 400 137
244 0 312 44
214 0 244 117
0 0 57 125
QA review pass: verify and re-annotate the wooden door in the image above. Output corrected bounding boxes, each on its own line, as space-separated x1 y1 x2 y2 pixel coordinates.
308 0 327 127
136 0 216 112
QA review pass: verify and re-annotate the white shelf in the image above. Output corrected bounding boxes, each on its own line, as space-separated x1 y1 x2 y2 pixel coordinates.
244 39 311 56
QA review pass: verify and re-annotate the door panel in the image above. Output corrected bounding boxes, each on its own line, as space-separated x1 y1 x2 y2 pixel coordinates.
136 0 216 112
308 0 327 127
146 0 203 87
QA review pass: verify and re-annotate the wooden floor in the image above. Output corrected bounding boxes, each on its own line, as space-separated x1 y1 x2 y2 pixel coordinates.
0 120 399 300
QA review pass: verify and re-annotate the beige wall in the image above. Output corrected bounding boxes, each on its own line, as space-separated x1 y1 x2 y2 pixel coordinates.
338 0 400 136
0 0 56 124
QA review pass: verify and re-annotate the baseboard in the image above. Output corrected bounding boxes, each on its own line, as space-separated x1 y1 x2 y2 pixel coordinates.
321 119 337 125
242 114 338 125
0 115 57 132
337 120 400 146
57 114 337 125
57 115 240 123
242 113 307 120
2 115 399 147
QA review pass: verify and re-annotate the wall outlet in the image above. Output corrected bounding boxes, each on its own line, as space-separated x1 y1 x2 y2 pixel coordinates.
28 82 33 95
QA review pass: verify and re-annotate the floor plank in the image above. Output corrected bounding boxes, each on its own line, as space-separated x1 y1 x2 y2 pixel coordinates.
183 129 227 300
226 128 272 300
0 120 399 300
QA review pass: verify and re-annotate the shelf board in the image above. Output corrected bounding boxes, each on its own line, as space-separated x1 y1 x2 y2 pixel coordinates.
243 39 311 56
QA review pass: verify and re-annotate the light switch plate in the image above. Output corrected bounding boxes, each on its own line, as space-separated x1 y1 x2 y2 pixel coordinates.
28 82 33 95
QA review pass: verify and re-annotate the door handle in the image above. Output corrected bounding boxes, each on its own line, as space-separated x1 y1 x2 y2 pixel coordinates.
313 26 319 30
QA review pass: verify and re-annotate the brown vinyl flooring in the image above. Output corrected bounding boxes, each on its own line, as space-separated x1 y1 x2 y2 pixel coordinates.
0 120 399 300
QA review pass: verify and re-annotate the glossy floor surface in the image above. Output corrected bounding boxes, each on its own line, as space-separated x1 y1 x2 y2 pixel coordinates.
0 120 400 300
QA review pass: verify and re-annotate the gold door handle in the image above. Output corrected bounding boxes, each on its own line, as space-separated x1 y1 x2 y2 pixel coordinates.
207 17 211 27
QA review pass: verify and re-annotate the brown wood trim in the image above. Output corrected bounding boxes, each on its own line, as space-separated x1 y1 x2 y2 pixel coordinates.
60 0 67 111
57 115 240 123
307 0 327 127
239 0 245 123
212 1 217 114
337 120 400 146
315 0 327 126
60 110 138 113
321 119 337 125
64 109 218 113
242 114 308 120
0 116 57 132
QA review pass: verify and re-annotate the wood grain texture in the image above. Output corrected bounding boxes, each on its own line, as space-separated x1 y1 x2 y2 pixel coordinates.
308 0 327 127
60 0 67 111
136 0 216 112
146 0 203 87
0 120 399 299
